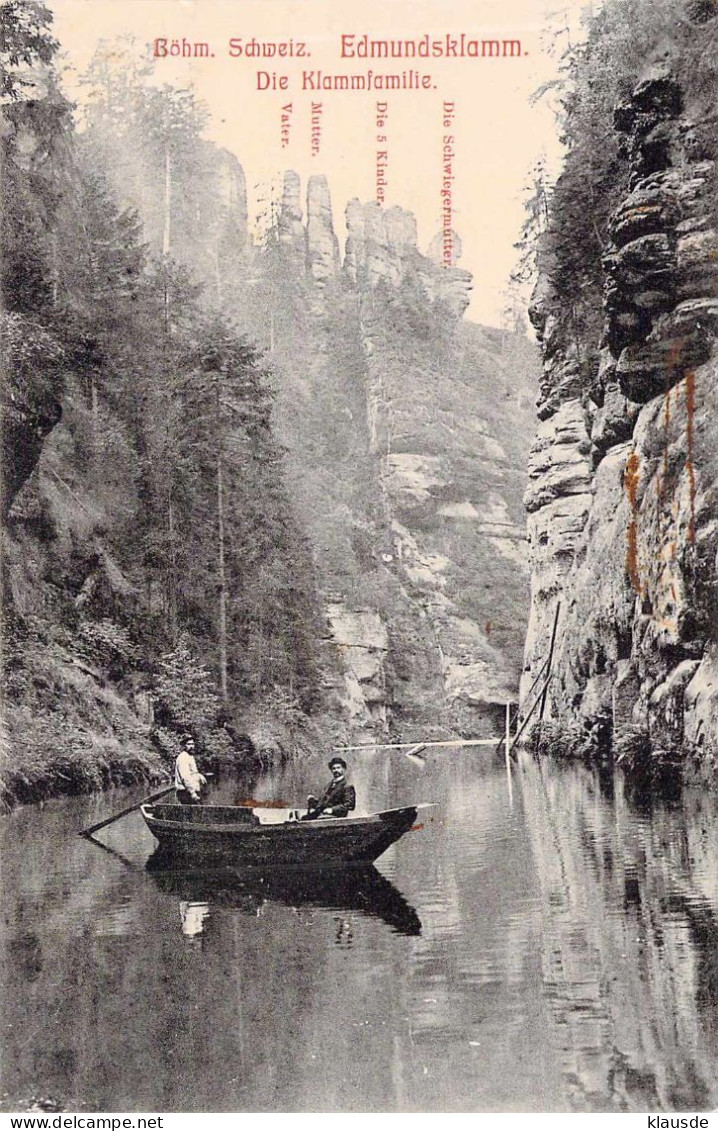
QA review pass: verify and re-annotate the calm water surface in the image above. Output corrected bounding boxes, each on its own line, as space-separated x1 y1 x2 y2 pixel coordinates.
1 748 716 1113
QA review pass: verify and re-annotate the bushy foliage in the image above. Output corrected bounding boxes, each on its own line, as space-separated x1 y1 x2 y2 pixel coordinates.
2 3 328 800
1 311 65 439
614 724 652 772
0 0 58 99
78 619 139 672
153 638 222 733
152 641 249 760
518 0 716 359
530 717 608 762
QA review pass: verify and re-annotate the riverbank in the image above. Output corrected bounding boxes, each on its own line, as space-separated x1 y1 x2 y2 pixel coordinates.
0 630 164 810
531 719 717 788
0 624 351 811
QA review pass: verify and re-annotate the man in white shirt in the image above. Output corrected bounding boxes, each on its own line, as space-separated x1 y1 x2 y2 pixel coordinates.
174 736 207 805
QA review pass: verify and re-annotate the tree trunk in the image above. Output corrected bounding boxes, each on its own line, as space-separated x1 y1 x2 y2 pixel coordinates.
51 228 59 306
90 374 98 464
163 146 172 331
162 143 176 638
163 146 172 257
168 488 178 641
214 249 223 306
216 380 228 701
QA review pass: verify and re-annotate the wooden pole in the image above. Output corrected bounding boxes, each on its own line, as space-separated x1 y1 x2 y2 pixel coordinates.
536 601 562 744
517 655 550 723
505 701 513 807
508 677 550 753
168 491 178 641
493 653 551 761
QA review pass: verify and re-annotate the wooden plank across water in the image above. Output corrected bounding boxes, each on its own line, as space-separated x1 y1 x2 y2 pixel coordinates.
335 738 500 752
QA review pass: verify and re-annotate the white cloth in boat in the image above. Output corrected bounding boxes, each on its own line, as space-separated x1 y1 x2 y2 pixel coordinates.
174 750 204 796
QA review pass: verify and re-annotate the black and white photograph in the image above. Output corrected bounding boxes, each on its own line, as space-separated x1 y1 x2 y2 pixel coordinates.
1 0 717 1117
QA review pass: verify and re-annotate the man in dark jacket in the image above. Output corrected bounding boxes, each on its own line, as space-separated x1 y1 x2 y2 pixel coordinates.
302 756 356 820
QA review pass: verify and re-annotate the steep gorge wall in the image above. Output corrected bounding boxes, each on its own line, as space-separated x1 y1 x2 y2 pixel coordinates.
245 173 538 736
79 111 540 739
523 46 718 779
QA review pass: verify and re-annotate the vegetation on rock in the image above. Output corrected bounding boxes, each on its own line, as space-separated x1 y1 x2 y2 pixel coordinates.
0 3 327 806
520 0 718 781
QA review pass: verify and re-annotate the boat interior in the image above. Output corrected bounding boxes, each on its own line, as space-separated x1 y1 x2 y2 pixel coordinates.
149 804 262 825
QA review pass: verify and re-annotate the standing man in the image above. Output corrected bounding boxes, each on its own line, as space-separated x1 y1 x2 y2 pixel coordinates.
303 756 356 820
174 735 207 805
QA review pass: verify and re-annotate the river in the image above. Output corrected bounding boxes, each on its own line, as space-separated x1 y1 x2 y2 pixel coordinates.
1 746 716 1113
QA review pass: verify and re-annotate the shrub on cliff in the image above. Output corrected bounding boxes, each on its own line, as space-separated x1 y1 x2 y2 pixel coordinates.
153 638 221 735
519 0 712 364
531 716 612 762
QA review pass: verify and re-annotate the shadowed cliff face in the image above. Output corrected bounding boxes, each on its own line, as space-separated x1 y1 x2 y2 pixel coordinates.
1 77 67 521
1 327 63 520
522 44 718 779
66 122 539 737
241 173 539 736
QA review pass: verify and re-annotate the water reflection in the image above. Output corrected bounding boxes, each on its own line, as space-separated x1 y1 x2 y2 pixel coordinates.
179 901 210 940
146 859 422 939
515 754 718 1112
1 749 716 1112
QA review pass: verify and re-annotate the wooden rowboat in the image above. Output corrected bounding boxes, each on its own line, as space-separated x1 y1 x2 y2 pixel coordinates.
140 801 429 867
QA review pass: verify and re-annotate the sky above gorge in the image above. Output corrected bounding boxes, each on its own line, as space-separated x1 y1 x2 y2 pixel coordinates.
49 0 594 325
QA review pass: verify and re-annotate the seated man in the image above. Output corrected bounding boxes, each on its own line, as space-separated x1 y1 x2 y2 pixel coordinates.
174 736 207 805
302 756 356 820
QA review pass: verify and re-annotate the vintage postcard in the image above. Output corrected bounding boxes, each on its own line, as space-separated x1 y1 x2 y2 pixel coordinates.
1 0 717 1118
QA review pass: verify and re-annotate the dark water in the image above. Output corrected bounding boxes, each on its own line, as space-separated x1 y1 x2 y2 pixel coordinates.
1 747 716 1113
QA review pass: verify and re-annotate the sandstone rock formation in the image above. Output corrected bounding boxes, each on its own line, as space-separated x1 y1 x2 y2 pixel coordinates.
326 605 388 728
306 175 340 285
215 149 249 252
344 199 472 317
522 41 718 779
241 171 537 731
278 170 305 273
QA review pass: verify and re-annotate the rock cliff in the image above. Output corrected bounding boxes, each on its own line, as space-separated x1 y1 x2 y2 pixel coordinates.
344 199 472 317
306 175 340 285
522 32 718 779
243 176 537 736
72 103 539 740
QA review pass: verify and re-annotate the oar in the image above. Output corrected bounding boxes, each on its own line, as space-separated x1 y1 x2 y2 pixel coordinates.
78 783 175 839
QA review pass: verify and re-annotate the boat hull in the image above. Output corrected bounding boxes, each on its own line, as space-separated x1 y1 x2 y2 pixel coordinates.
140 803 420 867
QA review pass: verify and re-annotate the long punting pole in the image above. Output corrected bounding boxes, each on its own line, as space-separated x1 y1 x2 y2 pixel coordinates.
507 684 548 753
517 655 550 719
492 601 563 759
505 702 514 807
536 601 562 739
